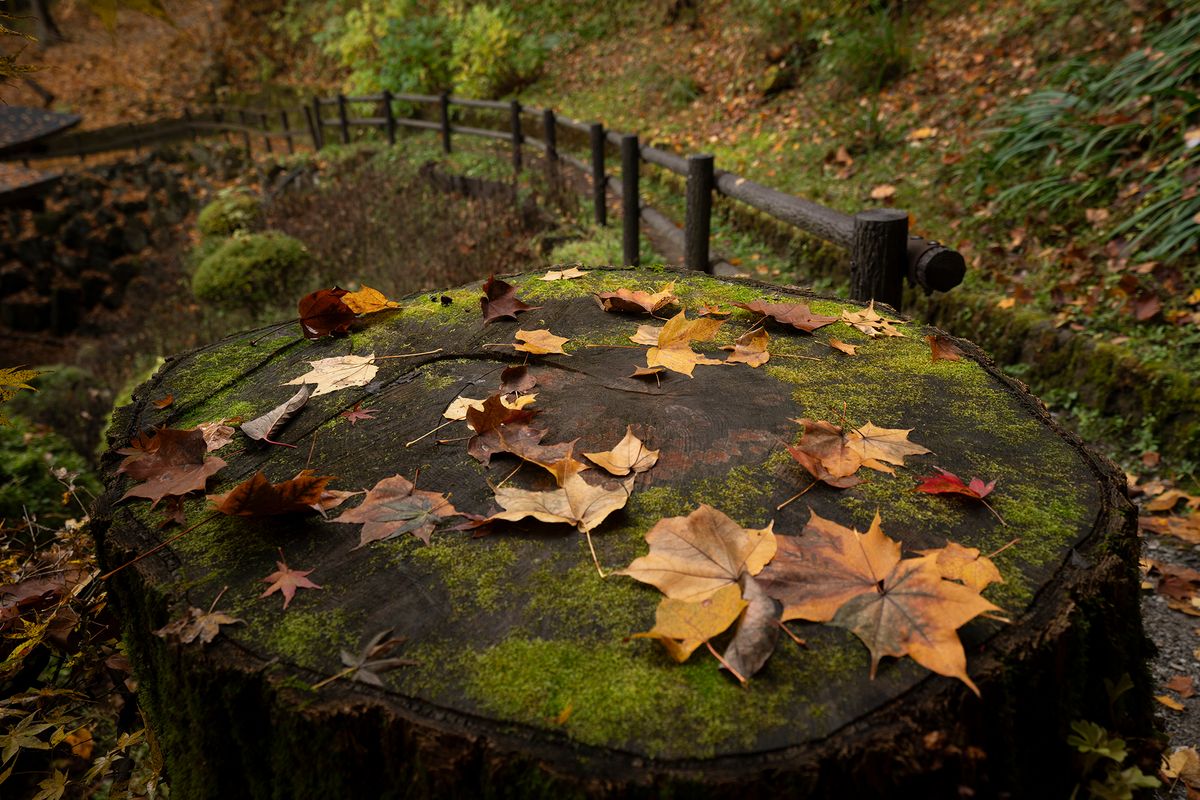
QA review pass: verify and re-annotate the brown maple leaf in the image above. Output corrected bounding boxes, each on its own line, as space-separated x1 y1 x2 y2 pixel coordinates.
490 472 634 534
260 550 322 610
154 601 243 646
481 275 540 323
499 365 537 395
118 428 227 507
208 470 348 516
618 504 776 602
465 394 541 464
733 299 839 333
333 474 460 547
336 629 416 687
153 394 174 409
786 419 864 489
721 328 770 367
828 338 858 356
594 282 677 313
340 402 378 426
195 420 236 451
299 288 357 339
926 334 964 362
583 426 659 477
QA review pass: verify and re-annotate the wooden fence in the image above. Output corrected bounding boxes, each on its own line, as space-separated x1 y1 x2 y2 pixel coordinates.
4 94 965 308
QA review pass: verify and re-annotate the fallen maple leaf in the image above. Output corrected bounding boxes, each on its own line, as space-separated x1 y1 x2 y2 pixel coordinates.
541 267 589 281
154 605 243 646
915 542 1003 592
722 573 781 680
153 394 174 409
464 394 541 463
696 304 731 318
722 328 770 367
629 365 666 378
584 426 659 476
595 282 677 313
299 288 356 339
786 418 864 488
209 470 348 516
260 550 322 610
490 472 634 534
342 285 399 314
513 329 570 355
846 422 931 467
336 629 415 687
632 583 747 663
842 302 904 338
828 338 858 356
242 384 313 444
618 504 776 602
916 469 1004 524
118 428 227 507
644 311 726 377
1156 694 1185 712
340 402 378 426
284 354 378 397
481 275 540 323
443 393 536 421
333 474 460 547
1140 513 1200 545
1145 489 1200 512
733 300 839 333
1162 747 1200 790
926 335 964 362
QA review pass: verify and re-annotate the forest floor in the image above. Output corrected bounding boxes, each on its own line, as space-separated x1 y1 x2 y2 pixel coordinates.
1 0 1198 796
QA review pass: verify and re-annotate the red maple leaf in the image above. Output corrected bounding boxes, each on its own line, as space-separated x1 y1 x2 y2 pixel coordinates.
299 288 357 339
260 549 322 610
340 402 378 426
480 275 539 323
916 469 1004 524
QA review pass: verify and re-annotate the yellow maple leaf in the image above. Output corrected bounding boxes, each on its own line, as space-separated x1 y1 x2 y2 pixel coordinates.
342 286 399 314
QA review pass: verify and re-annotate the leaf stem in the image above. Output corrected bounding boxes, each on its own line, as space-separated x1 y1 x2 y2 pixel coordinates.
769 353 821 361
99 512 220 581
261 437 297 448
985 537 1021 559
406 420 454 447
777 481 816 511
980 499 1007 526
776 620 807 647
585 530 607 578
704 640 746 685
372 349 443 360
310 665 357 691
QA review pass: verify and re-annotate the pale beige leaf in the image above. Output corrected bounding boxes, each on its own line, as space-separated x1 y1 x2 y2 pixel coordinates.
583 425 660 476
846 422 932 467
541 267 589 281
285 354 378 397
490 473 634 532
195 420 236 451
721 328 770 367
513 329 569 355
630 324 662 346
242 384 313 441
828 339 858 356
647 345 724 377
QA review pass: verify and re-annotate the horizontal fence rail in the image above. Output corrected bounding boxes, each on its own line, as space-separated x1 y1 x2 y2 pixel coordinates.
1 93 966 308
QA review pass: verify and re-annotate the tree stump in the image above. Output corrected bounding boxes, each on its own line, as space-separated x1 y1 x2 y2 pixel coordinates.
93 267 1151 799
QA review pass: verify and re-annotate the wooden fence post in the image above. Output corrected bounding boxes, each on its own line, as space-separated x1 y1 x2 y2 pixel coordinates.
850 208 909 309
337 94 350 145
590 123 606 227
510 100 523 172
215 108 230 145
280 110 294 154
685 153 714 273
310 97 324 150
621 134 640 267
440 92 452 153
382 90 396 146
542 108 557 184
259 112 273 154
237 109 252 154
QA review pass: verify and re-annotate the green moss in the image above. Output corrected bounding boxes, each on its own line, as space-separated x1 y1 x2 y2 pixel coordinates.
196 190 261 238
376 533 518 613
192 232 314 312
397 287 478 326
257 608 357 671
422 372 458 391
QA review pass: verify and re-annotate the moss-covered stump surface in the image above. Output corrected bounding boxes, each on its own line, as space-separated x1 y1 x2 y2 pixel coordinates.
94 267 1151 799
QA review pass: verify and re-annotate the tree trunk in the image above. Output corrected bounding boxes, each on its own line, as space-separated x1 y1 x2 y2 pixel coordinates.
32 0 64 46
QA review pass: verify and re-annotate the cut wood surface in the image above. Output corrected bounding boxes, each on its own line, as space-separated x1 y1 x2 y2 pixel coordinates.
93 267 1149 798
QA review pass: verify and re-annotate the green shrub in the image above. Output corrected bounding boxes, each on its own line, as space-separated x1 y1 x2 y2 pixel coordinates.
191 231 313 311
450 4 546 97
196 190 262 237
0 415 98 532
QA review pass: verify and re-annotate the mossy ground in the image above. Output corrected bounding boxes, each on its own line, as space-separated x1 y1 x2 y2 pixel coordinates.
111 267 1109 763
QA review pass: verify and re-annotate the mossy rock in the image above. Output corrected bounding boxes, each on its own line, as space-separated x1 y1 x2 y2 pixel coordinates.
196 190 262 238
93 267 1151 798
190 231 312 312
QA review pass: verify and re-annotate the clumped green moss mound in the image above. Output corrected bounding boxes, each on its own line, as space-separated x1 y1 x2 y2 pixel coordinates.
191 232 312 311
196 190 262 237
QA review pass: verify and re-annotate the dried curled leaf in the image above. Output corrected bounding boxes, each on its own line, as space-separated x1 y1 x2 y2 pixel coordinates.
721 328 770 367
926 334 963 362
481 275 540 323
489 473 634 533
643 310 726 377
541 267 589 281
118 428 227 507
786 418 863 489
595 282 677 314
733 300 839 333
842 301 904 338
241 384 313 442
916 469 996 500
443 393 536 421
299 288 356 339
154 606 243 646
208 470 348 516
